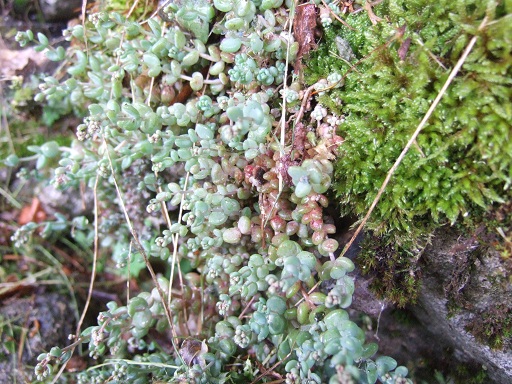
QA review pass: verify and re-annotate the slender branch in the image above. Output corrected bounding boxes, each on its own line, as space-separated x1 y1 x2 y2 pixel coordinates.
182 46 218 62
179 74 223 85
167 172 190 325
73 174 100 340
102 138 185 365
51 174 99 384
278 1 296 194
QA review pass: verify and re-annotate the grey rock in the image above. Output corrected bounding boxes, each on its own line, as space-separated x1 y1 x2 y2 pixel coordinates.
345 227 511 382
411 228 512 383
335 36 356 62
0 292 75 381
38 0 82 22
39 183 94 218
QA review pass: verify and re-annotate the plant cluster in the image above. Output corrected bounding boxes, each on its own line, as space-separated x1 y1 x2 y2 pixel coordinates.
3 1 414 383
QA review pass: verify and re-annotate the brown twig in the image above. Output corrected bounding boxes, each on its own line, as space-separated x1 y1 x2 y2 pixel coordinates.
321 0 354 30
239 295 256 319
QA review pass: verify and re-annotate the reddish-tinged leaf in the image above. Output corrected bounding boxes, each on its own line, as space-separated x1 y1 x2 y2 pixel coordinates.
398 37 411 61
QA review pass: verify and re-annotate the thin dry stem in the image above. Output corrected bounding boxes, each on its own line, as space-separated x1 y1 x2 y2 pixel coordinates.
144 18 187 328
250 350 290 384
81 0 88 54
50 175 99 384
338 17 488 260
167 172 190 328
144 19 164 105
239 296 256 319
146 0 172 22
415 37 447 70
126 241 133 303
127 0 141 18
18 326 27 364
321 0 354 30
102 138 184 364
0 267 54 296
293 84 315 128
73 174 100 340
293 281 321 307
364 0 384 25
329 50 361 73
278 1 296 194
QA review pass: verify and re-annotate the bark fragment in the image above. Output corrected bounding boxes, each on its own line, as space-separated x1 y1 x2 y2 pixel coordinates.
293 4 318 72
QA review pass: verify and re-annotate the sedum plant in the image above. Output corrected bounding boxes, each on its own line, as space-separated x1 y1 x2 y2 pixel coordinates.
4 0 415 383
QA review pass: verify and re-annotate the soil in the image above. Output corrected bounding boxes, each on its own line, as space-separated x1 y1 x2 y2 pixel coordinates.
0 292 74 382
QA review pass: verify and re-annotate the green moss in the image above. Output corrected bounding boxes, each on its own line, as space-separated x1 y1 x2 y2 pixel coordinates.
453 363 488 384
305 11 373 81
390 308 418 326
325 0 512 239
358 234 420 307
304 1 511 304
484 202 512 261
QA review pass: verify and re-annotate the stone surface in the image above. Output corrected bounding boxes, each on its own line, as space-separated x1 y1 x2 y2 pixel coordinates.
39 183 94 219
39 0 82 22
0 292 75 381
411 228 512 383
348 227 512 383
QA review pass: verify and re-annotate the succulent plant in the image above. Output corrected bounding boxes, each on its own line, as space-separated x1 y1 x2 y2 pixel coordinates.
3 1 422 383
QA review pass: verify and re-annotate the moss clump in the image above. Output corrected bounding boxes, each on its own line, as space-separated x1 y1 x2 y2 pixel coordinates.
358 234 420 307
453 363 488 384
305 11 374 116
327 0 511 239
485 202 512 262
305 0 511 304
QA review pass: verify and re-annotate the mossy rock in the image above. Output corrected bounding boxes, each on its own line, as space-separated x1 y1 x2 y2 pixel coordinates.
412 226 512 383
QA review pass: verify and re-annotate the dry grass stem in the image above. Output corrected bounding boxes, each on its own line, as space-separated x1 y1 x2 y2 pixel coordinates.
102 137 184 363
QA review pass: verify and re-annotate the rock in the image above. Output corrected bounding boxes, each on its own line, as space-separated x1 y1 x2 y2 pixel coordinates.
411 228 512 383
0 361 27 383
38 183 94 219
0 47 48 79
38 0 82 22
345 226 511 382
